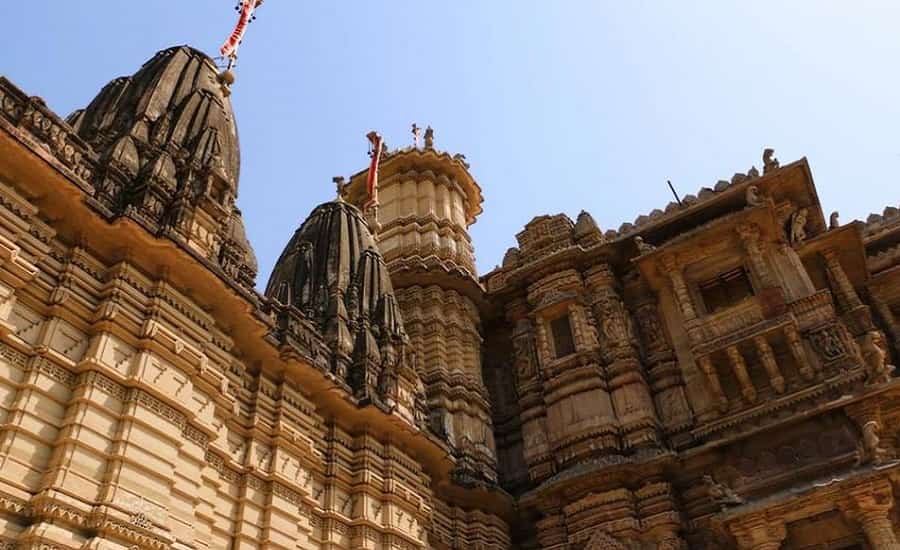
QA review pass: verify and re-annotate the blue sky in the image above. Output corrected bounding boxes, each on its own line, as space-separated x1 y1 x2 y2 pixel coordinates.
4 2 899 285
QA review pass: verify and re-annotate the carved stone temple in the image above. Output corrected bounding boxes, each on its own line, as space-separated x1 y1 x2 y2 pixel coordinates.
1 45 900 550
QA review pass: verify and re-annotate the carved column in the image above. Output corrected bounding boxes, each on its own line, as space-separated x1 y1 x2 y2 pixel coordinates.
726 346 756 403
822 250 863 311
698 355 729 413
839 480 900 550
754 336 785 393
586 264 659 448
737 223 776 288
661 256 697 323
784 324 816 380
730 514 787 550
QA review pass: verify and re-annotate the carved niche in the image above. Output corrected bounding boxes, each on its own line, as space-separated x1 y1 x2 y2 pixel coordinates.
512 319 541 385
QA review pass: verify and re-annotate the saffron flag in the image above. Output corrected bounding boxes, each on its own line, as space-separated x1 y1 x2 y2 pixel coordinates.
365 131 384 207
220 1 261 58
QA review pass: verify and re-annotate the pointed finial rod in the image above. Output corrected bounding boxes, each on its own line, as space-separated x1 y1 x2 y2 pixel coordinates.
217 0 264 96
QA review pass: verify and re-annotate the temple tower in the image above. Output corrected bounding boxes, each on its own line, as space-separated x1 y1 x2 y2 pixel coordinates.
344 130 497 483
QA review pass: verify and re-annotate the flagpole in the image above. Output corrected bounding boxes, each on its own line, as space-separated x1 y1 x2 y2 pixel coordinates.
365 131 384 234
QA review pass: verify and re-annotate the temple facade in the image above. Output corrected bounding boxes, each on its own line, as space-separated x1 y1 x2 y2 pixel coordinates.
0 44 898 549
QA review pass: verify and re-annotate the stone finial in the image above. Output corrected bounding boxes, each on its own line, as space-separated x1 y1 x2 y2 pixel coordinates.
333 176 345 201
829 211 840 230
763 148 780 173
424 126 434 149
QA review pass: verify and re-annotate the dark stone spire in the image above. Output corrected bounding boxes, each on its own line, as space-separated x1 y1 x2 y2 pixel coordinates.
67 45 256 291
266 201 423 413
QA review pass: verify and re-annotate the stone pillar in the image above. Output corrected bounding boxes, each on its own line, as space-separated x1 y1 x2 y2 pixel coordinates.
726 346 757 403
737 223 776 289
698 355 729 413
730 515 787 550
839 480 900 550
661 256 697 323
754 336 785 393
822 250 863 311
784 324 816 380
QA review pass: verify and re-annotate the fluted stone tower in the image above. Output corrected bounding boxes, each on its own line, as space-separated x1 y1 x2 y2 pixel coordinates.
343 133 497 484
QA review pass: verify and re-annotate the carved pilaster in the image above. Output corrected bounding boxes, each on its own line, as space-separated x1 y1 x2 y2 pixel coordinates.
586 265 660 447
636 297 694 435
698 355 728 413
729 514 787 550
871 293 900 350
754 336 785 393
737 223 775 289
822 250 863 311
661 256 697 322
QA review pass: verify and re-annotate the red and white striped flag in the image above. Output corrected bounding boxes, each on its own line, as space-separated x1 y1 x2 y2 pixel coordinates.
365 131 384 207
220 1 262 58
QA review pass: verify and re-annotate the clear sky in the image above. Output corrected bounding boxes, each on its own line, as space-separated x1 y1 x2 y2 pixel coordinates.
4 2 899 286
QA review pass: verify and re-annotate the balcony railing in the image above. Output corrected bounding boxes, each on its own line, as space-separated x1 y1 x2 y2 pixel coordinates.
689 297 764 344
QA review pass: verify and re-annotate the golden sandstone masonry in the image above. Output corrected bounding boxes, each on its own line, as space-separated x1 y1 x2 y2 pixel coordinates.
0 44 899 549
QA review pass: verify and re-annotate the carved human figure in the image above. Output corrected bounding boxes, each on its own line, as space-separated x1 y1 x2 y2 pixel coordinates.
789 208 808 244
829 211 840 230
424 126 434 149
860 330 895 385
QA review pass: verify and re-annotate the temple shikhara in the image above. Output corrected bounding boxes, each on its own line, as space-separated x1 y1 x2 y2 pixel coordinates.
2 44 900 550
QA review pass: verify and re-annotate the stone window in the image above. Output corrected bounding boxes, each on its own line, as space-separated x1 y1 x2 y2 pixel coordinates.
550 314 576 358
698 266 754 314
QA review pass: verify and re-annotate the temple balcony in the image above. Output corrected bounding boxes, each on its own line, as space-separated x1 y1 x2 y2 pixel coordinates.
690 288 867 426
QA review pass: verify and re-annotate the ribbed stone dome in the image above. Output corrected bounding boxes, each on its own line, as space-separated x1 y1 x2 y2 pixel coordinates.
66 45 256 291
69 45 240 188
266 200 407 393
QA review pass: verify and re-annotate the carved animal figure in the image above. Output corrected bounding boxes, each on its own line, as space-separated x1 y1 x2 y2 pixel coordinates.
745 185 764 207
856 420 889 465
763 148 780 173
634 236 656 255
703 475 744 510
860 331 895 385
